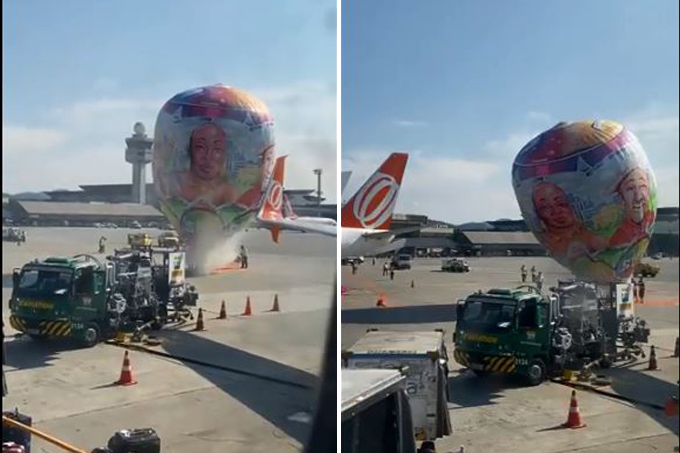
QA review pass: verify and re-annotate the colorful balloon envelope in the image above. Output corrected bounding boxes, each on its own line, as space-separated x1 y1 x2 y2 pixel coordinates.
512 120 657 284
152 84 276 258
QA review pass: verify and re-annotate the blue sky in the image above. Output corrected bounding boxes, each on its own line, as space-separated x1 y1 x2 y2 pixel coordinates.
342 0 679 223
3 0 337 200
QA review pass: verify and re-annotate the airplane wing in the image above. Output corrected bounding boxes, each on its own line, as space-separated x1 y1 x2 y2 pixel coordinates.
263 217 337 237
258 156 337 241
358 226 422 240
371 239 407 256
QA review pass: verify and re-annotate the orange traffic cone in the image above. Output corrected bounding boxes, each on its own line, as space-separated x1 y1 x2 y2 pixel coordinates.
562 390 586 429
268 294 280 313
376 295 388 308
242 296 252 316
114 351 138 386
194 308 205 331
673 337 679 358
218 301 227 320
648 345 659 370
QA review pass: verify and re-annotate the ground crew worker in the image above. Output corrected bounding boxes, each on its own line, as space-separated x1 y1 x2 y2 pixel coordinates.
351 261 358 275
531 265 537 283
383 262 389 276
372 257 376 266
633 279 639 303
638 277 646 304
240 245 249 269
537 272 544 292
390 267 395 281
98 236 107 254
521 264 527 283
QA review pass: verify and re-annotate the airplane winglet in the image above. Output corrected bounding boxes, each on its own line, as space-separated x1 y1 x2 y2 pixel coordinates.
270 226 281 243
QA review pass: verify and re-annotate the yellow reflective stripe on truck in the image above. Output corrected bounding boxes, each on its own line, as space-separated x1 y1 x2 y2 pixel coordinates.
484 356 516 373
9 316 23 331
34 321 72 337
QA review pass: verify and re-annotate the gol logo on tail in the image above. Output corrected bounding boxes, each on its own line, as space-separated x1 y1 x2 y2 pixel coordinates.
352 172 399 229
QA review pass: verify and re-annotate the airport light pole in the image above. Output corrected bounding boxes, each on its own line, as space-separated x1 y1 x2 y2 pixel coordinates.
313 168 323 217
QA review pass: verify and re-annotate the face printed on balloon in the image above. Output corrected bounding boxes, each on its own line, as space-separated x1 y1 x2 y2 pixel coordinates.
189 123 227 181
533 182 577 231
617 168 649 224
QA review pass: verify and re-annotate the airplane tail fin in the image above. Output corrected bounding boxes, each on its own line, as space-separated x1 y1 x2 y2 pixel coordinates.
282 193 298 219
259 156 286 242
341 153 408 230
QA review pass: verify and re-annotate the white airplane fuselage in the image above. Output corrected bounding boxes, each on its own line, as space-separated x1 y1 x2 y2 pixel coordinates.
341 227 393 259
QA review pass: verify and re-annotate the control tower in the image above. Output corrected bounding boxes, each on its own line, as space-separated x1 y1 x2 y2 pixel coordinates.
124 122 154 204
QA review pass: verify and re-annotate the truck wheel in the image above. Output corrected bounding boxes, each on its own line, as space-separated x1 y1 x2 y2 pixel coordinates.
527 360 546 386
82 324 100 348
28 334 49 342
472 369 490 378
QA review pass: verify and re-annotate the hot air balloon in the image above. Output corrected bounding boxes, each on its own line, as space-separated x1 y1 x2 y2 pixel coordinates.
152 84 276 270
512 120 657 284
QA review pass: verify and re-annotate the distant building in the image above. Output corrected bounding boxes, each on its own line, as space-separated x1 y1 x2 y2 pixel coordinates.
387 207 679 257
45 184 159 206
453 231 544 256
42 184 337 220
285 189 336 220
649 207 679 256
7 200 165 227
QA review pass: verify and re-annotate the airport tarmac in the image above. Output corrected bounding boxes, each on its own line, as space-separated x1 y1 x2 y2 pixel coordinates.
342 256 679 453
3 227 335 453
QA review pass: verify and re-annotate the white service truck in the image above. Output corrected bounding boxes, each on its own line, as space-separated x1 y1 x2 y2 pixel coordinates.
342 330 452 443
342 368 418 453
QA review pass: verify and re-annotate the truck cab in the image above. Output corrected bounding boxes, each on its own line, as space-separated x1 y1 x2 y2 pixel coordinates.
441 258 470 273
9 256 112 346
391 254 413 270
128 233 152 250
454 288 554 386
342 369 417 453
157 231 180 249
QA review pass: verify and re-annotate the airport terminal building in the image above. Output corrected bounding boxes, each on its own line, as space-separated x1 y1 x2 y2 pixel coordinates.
6 200 166 227
389 208 679 258
4 183 337 227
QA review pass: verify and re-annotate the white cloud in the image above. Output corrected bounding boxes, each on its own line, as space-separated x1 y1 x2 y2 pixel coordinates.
526 111 552 123
342 149 516 224
392 119 428 128
257 81 337 202
482 131 538 160
2 125 70 155
92 77 120 92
